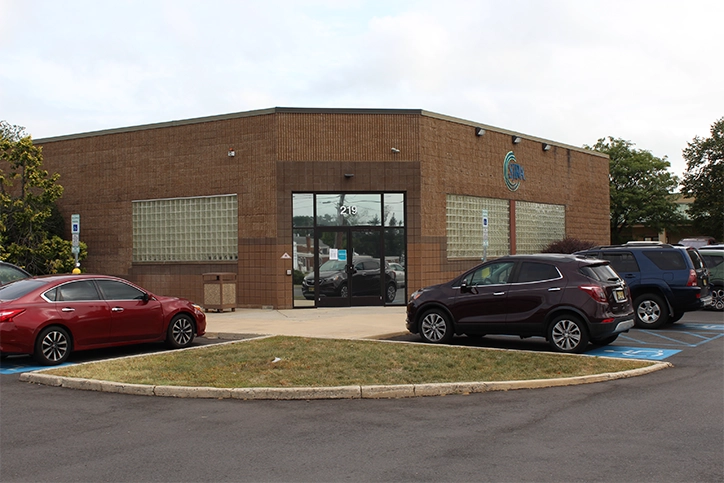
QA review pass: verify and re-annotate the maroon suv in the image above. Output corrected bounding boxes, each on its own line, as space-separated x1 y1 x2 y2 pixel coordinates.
406 254 634 353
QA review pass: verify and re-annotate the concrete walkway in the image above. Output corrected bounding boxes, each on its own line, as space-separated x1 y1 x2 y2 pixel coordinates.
203 306 410 340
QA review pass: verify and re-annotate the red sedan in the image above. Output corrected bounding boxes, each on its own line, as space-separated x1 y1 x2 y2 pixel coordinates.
0 274 206 365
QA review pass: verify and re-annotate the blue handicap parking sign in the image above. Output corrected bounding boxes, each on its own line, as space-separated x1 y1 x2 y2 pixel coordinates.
587 346 681 361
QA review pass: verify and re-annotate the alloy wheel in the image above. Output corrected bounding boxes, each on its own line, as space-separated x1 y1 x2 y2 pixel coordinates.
637 300 661 324
41 329 69 363
551 319 582 352
172 317 194 346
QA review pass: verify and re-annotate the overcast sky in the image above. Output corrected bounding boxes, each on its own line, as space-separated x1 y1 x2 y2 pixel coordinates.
1 0 722 180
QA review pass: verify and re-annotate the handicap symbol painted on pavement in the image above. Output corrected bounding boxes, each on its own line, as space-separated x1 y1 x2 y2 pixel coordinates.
587 345 681 361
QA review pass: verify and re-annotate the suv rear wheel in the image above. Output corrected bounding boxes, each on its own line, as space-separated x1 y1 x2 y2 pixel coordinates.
634 293 668 328
548 314 589 353
712 286 724 311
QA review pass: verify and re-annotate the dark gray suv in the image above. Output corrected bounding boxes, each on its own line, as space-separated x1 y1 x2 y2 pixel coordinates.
576 243 711 328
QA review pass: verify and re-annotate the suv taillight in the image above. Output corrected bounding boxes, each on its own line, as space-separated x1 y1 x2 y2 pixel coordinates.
686 269 697 287
579 285 607 303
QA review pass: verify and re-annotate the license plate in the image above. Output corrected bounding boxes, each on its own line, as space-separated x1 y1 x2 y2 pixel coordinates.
614 289 627 302
308 286 314 292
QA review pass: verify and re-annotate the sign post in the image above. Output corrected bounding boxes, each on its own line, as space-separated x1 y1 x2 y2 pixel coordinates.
482 209 489 262
71 214 80 272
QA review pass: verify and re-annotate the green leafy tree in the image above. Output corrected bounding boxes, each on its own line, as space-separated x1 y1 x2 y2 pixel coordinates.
587 137 682 244
0 121 85 274
680 118 724 240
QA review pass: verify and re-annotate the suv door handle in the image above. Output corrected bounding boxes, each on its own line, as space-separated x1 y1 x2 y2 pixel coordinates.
493 292 505 296
548 287 561 292
111 307 124 312
61 307 75 312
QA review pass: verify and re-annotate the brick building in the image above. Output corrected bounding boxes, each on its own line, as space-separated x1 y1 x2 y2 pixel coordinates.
36 107 610 309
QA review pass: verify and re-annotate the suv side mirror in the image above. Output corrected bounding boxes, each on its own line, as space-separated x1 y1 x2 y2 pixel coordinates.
460 281 476 294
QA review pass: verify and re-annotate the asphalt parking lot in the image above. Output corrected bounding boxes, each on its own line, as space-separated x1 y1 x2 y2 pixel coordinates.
1 309 721 482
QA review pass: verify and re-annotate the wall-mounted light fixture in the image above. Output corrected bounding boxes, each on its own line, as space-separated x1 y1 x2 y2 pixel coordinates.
391 147 400 153
228 148 235 157
542 143 552 151
475 127 486 136
344 173 355 179
512 136 522 144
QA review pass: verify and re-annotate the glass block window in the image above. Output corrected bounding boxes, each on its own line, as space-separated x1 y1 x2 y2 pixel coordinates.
447 195 510 259
132 195 238 262
515 201 565 254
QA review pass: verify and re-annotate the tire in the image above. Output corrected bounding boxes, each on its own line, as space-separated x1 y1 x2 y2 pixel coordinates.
711 287 724 311
166 314 196 349
419 309 454 344
591 334 619 347
339 285 349 298
34 326 71 365
385 283 397 303
633 293 668 328
548 314 589 353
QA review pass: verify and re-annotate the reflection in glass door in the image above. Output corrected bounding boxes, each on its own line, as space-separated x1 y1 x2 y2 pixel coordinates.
312 230 350 307
349 229 393 306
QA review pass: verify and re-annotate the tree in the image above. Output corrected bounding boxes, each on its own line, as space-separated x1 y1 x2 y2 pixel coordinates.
0 121 85 274
587 137 682 244
680 118 724 240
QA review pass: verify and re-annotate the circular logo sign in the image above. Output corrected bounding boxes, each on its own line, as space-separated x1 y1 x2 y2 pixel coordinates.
503 151 525 191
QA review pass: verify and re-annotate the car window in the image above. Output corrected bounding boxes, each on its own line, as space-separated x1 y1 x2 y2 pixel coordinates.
56 280 102 301
686 249 705 270
319 260 346 271
516 262 561 283
580 263 620 282
362 260 380 270
0 263 29 284
643 250 687 270
96 279 146 300
464 261 515 286
0 279 47 301
601 252 640 272
702 254 723 269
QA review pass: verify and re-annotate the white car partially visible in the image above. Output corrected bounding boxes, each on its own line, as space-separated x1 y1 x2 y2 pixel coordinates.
388 262 405 288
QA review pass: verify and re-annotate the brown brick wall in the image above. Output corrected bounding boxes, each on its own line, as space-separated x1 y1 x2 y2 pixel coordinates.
35 109 609 309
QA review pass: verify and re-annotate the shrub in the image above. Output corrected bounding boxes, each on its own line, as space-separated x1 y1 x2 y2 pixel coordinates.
292 270 306 285
542 237 597 254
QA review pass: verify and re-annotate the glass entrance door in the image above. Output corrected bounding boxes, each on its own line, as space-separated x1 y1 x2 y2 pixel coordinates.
312 229 349 307
310 228 391 307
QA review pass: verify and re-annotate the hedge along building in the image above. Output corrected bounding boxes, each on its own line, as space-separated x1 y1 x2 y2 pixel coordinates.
35 107 610 310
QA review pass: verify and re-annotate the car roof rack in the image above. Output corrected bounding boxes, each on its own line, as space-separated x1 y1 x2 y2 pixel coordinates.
584 242 675 250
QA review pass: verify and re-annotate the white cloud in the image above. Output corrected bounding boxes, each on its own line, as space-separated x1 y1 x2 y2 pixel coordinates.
1 0 722 178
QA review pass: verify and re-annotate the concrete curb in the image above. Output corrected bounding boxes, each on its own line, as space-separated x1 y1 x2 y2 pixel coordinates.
18 361 673 400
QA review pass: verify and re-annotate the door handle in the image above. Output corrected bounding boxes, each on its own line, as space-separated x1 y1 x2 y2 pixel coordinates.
111 307 124 312
61 307 75 312
548 287 561 292
493 292 505 296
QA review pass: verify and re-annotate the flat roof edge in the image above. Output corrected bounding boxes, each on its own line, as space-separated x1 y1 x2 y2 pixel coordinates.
33 106 608 157
420 110 607 158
